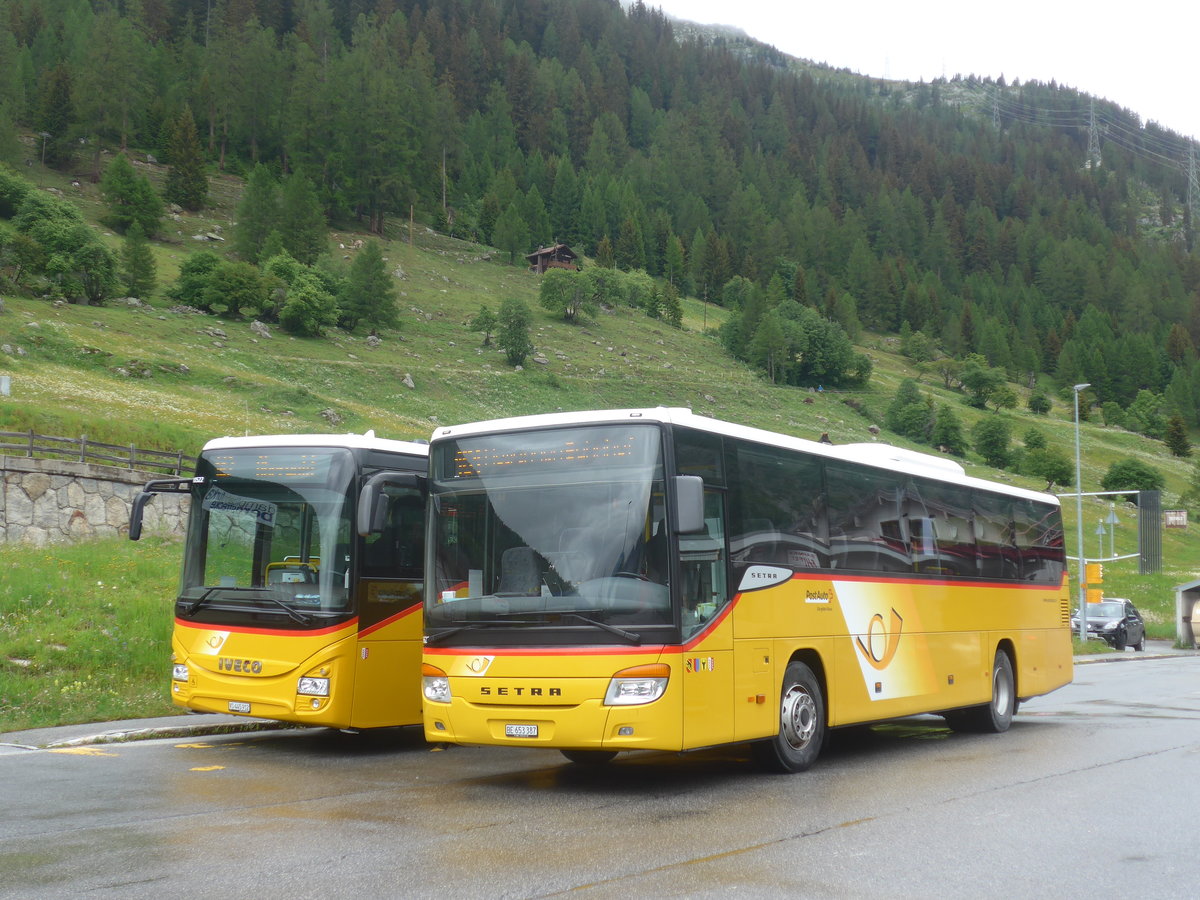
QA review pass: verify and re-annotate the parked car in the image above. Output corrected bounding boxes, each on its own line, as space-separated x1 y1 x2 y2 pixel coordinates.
1070 598 1145 651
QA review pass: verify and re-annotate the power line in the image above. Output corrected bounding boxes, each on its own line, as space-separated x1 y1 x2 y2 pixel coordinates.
961 83 1196 175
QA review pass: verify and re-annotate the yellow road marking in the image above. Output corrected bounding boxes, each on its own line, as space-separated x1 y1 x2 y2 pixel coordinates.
49 747 118 757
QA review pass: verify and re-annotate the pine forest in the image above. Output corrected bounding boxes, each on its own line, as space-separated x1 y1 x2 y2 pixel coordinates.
2 0 1200 447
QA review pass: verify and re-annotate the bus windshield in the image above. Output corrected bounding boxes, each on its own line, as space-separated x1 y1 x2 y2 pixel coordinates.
425 425 672 638
180 447 357 621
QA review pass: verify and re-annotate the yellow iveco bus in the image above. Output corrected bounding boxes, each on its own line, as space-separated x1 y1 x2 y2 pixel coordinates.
130 433 428 730
419 408 1072 771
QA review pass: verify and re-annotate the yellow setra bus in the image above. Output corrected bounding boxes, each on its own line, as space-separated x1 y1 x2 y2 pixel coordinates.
419 408 1072 771
130 433 428 730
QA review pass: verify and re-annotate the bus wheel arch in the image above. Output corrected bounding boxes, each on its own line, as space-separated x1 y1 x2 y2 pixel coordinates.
754 652 827 774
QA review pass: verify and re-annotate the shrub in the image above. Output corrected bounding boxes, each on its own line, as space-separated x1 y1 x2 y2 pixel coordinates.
497 296 533 367
1100 458 1165 504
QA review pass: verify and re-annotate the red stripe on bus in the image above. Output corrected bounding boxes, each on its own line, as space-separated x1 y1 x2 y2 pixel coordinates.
174 618 357 638
358 604 422 638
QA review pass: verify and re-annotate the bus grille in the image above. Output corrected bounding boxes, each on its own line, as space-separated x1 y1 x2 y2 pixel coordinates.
1060 598 1071 628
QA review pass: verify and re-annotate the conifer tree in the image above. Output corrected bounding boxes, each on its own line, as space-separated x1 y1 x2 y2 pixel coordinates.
120 222 156 299
164 106 207 210
594 235 614 268
1165 415 1192 457
749 308 788 383
659 281 683 327
37 64 74 168
614 216 645 270
234 164 280 263
972 416 1012 468
886 379 935 442
100 153 163 236
664 235 685 287
279 172 327 265
339 241 397 333
931 404 968 456
492 202 529 265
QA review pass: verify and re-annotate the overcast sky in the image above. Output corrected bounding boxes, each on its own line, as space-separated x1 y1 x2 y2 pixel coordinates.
652 1 1199 143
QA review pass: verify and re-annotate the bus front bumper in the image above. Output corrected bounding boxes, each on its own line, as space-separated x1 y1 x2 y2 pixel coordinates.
423 696 682 752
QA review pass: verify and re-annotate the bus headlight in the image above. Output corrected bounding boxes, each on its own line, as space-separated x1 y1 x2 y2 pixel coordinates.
604 664 669 706
297 676 330 697
172 664 190 682
423 663 451 703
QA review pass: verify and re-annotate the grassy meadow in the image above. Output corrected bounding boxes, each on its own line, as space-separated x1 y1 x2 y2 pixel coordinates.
1 161 1198 733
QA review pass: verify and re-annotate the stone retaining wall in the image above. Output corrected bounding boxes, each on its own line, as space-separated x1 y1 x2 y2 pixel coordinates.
0 456 190 545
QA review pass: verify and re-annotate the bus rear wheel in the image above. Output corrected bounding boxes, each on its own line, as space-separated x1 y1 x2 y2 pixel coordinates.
946 649 1015 734
754 661 825 773
561 749 617 766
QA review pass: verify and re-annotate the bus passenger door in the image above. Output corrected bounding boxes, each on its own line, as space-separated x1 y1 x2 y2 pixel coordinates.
679 490 735 749
353 487 425 728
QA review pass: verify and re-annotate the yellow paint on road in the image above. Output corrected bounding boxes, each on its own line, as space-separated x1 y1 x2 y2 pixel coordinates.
49 747 118 757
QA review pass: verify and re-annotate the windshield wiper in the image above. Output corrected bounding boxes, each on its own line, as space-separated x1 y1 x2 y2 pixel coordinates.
181 586 312 626
182 587 220 618
560 613 642 645
424 619 536 645
258 591 313 626
425 614 641 646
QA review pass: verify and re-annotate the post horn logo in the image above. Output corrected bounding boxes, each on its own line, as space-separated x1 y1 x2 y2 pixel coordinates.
855 608 903 670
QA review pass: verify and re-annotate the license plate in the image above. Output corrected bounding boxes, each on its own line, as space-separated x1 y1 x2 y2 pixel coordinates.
228 701 251 714
505 724 538 738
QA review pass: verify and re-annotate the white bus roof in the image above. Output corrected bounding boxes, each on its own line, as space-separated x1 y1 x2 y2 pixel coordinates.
202 432 429 456
432 407 1058 506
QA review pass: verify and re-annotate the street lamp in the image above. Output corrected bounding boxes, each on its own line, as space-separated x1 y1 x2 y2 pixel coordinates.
1074 383 1090 640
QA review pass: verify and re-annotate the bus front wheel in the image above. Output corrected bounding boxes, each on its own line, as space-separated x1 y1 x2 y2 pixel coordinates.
754 661 825 773
946 649 1014 734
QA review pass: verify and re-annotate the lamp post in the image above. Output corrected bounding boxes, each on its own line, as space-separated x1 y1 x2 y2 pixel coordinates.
1074 383 1090 640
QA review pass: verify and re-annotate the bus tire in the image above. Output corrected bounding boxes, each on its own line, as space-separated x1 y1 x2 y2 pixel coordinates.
561 749 618 766
947 650 1014 734
754 661 825 773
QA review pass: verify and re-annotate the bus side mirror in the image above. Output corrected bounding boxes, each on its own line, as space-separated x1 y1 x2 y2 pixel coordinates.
129 491 152 541
128 477 194 541
357 471 427 536
673 475 705 534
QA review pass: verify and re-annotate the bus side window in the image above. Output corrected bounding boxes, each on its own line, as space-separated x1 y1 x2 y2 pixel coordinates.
361 490 424 579
680 491 728 635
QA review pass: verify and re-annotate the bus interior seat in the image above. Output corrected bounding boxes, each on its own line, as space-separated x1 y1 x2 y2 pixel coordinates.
497 546 542 595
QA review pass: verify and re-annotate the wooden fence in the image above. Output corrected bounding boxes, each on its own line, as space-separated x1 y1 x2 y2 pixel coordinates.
0 430 188 475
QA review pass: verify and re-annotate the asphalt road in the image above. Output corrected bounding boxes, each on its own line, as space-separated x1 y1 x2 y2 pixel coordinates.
2 645 1198 898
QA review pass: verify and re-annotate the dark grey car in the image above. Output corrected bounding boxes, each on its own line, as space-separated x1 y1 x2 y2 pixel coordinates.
1071 598 1146 651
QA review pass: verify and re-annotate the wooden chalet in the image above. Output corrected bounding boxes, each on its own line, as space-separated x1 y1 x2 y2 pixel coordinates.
525 243 579 274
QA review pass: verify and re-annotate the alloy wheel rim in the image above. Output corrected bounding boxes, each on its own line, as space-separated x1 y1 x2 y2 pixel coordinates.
781 684 816 750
